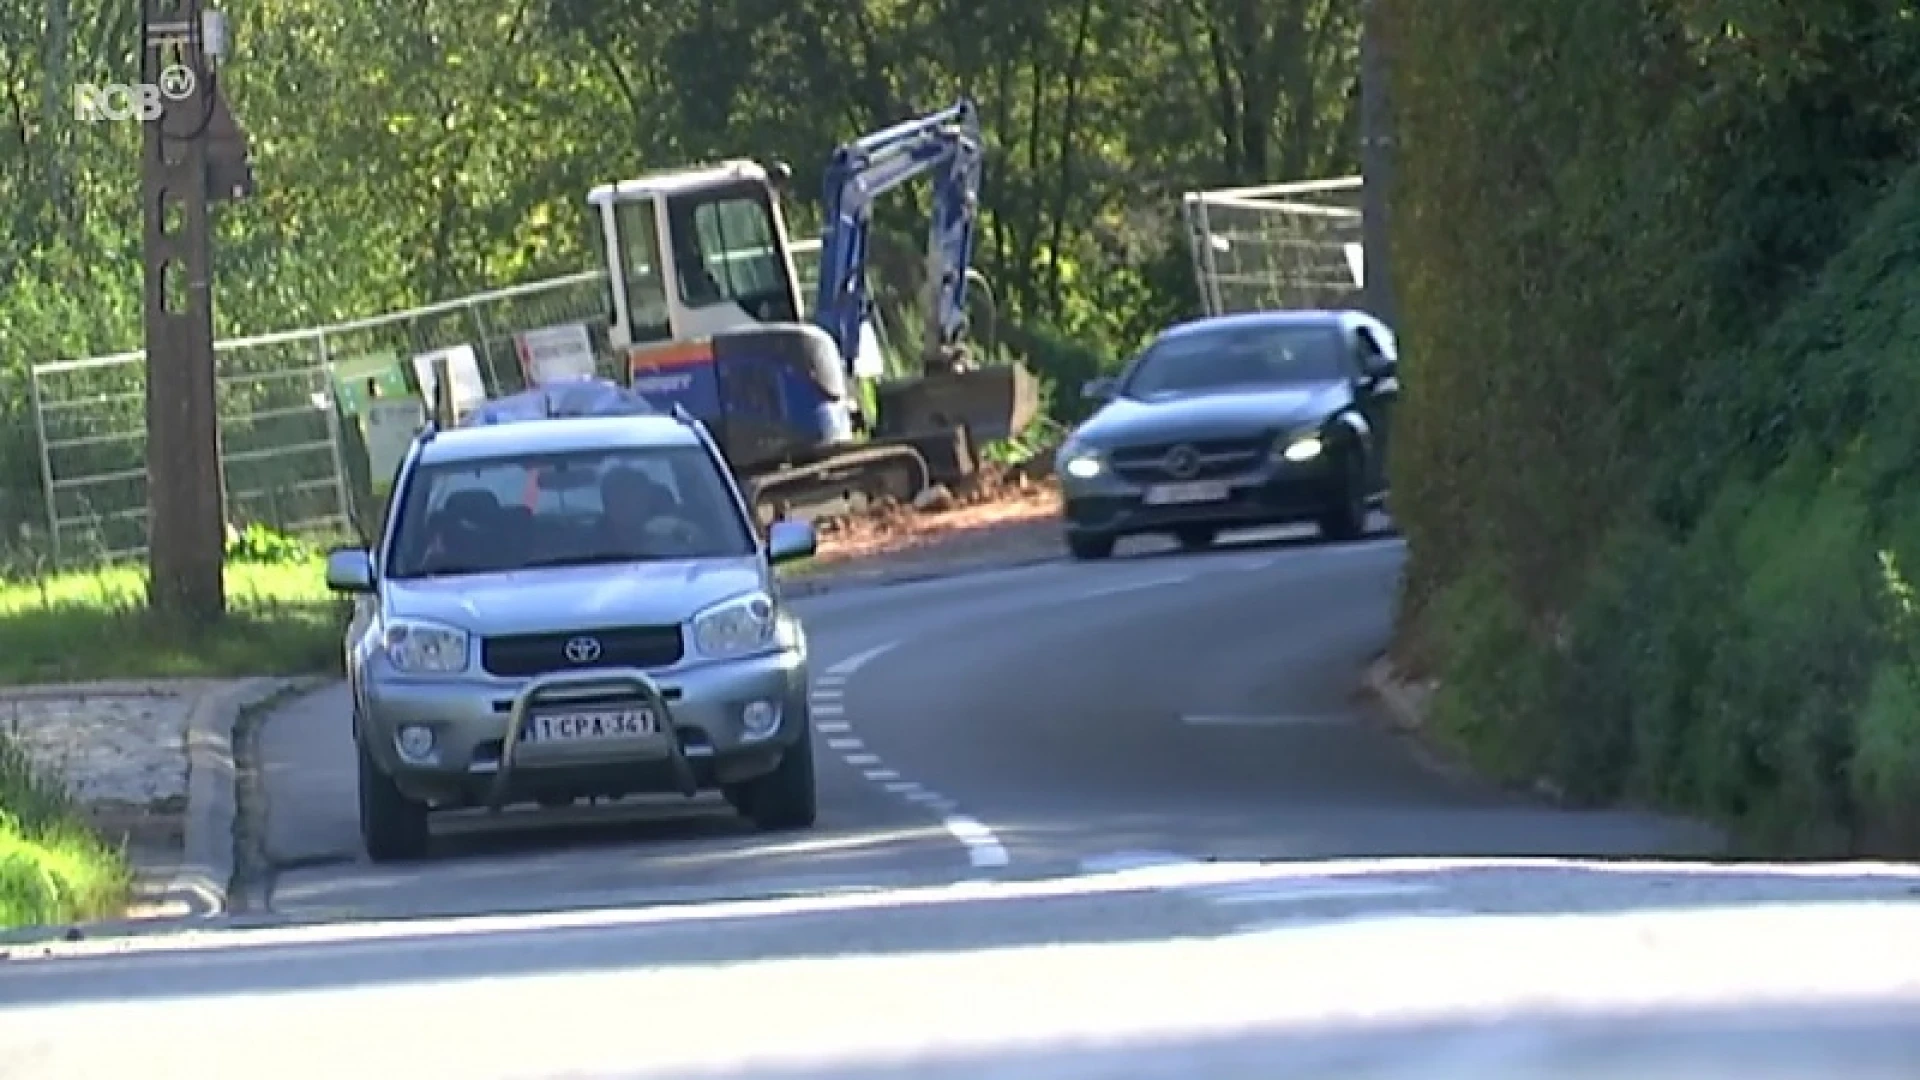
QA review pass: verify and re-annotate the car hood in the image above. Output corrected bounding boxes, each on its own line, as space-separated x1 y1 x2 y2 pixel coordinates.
381 557 767 635
1075 383 1349 447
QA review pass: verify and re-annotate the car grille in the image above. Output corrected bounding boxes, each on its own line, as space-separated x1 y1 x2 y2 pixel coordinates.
480 626 685 678
1110 436 1270 483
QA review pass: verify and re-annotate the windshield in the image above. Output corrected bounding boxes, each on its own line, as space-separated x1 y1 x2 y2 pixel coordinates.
1121 324 1348 397
384 444 755 579
665 187 801 323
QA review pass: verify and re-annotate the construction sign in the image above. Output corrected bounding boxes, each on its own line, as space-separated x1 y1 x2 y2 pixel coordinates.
513 323 596 387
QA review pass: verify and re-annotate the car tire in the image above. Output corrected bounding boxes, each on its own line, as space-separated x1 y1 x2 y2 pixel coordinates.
739 729 818 831
1175 526 1217 551
1066 532 1115 560
1316 449 1369 543
357 735 430 863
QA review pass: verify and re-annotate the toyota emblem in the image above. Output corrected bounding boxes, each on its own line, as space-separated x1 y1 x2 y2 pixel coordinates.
1162 445 1200 479
563 636 602 664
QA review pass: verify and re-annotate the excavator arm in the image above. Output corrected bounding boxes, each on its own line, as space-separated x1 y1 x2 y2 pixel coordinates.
812 100 984 378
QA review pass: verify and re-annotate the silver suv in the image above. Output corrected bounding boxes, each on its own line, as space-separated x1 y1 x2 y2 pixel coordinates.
325 396 818 862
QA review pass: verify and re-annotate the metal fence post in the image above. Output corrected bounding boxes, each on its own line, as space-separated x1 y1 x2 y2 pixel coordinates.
29 365 62 569
468 297 496 391
316 331 354 537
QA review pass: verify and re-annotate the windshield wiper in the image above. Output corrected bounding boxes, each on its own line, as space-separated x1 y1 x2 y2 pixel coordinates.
516 552 643 570
388 563 500 580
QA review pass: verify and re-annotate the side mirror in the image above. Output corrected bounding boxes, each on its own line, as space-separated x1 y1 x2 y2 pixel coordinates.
765 520 817 565
325 547 376 593
1362 351 1396 379
1081 377 1115 402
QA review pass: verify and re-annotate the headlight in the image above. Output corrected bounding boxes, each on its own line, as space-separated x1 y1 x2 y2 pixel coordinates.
692 591 788 659
1277 433 1324 462
382 619 471 674
1059 446 1105 479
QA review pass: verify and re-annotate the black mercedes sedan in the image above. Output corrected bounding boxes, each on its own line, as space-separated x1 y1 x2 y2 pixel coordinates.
1054 309 1397 560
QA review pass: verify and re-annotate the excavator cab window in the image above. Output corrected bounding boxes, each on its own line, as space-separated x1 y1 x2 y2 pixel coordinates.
666 185 799 323
610 197 672 344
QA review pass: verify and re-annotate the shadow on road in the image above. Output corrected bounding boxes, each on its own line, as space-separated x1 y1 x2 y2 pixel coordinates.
686 1000 1920 1080
1118 513 1398 563
7 859 1918 1008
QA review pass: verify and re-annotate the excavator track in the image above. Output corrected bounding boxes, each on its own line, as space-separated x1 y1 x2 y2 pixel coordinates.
744 444 932 527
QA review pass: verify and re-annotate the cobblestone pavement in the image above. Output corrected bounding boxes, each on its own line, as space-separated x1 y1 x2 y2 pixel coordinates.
0 681 229 896
0 681 209 814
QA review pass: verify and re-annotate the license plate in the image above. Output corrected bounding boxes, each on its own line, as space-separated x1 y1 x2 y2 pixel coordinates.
1145 481 1230 505
519 708 657 743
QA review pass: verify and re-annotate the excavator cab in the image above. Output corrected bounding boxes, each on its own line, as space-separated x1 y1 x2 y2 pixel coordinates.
589 163 861 472
589 161 806 351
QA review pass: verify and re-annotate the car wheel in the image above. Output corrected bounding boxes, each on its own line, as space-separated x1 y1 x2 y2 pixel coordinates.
739 729 818 831
1174 526 1217 551
357 735 430 863
1316 449 1369 543
1066 532 1115 560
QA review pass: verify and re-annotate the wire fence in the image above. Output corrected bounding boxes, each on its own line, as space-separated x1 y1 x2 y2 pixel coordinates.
27 238 829 572
1181 177 1364 316
31 271 609 569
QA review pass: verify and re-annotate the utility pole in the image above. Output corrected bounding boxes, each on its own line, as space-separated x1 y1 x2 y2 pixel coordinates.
1359 0 1398 327
140 1 251 620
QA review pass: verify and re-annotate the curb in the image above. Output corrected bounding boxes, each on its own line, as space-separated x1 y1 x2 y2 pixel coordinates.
1359 652 1432 732
166 676 305 918
0 676 302 949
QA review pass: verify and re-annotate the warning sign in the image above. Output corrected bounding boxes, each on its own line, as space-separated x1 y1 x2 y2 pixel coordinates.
513 323 596 387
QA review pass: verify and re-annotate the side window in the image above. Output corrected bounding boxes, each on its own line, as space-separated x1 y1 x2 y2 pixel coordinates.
1351 328 1384 375
613 198 672 343
690 196 781 301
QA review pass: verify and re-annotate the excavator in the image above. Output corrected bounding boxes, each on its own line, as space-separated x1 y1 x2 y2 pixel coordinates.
584 98 1039 523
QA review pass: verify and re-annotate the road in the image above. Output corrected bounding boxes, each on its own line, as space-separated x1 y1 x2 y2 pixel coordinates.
247 525 1721 921
5 525 1919 1077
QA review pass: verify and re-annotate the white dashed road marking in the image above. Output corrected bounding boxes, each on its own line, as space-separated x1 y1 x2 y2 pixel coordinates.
1181 713 1348 727
1074 575 1193 601
810 642 1010 870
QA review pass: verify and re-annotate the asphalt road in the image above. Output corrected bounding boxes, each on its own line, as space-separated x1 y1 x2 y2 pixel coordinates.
5 860 1920 1078
6 523 1919 1077
247 524 1722 923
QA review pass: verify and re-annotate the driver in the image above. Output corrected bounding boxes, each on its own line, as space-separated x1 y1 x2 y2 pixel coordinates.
599 466 700 554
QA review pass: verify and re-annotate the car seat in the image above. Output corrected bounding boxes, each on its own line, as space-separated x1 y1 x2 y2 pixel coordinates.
431 489 504 567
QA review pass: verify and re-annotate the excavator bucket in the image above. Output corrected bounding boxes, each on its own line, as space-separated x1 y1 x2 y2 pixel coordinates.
873 361 1042 446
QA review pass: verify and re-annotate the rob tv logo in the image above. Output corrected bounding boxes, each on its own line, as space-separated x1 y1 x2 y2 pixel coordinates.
73 64 196 122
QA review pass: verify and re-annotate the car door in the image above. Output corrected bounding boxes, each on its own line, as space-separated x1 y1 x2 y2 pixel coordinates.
1350 322 1398 495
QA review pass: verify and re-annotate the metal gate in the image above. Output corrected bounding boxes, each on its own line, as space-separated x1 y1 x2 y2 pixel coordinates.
1181 177 1364 316
30 271 607 568
30 239 829 570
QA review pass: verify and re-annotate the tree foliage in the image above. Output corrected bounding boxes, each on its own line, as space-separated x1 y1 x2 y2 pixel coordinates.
0 0 1360 554
1387 0 1920 852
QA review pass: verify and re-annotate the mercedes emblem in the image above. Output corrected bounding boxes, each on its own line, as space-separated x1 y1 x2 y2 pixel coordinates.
563 636 602 664
1162 445 1200 479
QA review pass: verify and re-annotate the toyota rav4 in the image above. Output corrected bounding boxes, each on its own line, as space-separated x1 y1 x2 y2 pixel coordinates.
325 388 818 862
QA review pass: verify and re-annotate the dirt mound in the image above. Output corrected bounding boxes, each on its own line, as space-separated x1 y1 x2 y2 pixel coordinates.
812 468 1060 566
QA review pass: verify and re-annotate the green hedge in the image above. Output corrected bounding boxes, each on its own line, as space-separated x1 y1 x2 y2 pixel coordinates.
1384 0 1920 853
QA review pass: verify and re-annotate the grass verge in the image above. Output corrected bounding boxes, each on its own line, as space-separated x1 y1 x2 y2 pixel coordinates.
0 734 131 928
0 558 343 685
0 555 337 927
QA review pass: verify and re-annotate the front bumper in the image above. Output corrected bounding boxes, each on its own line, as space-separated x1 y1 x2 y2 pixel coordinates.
1059 453 1340 537
357 647 809 808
